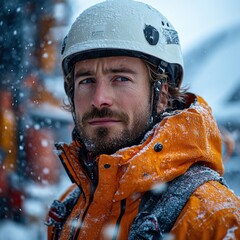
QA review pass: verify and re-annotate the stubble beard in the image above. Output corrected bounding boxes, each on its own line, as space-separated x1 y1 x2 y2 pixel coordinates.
75 107 151 156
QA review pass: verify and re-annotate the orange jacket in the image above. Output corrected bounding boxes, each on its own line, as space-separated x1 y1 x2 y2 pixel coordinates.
47 94 240 239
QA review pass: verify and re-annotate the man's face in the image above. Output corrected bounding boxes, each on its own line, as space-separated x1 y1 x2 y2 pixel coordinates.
73 56 152 156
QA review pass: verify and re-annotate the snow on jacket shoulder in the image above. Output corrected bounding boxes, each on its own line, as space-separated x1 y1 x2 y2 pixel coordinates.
46 93 240 240
172 180 240 240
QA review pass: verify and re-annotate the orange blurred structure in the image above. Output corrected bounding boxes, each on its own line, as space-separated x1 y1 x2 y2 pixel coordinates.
0 0 71 222
0 90 18 172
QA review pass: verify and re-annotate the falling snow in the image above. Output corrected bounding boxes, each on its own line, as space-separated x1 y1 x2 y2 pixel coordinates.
0 0 240 239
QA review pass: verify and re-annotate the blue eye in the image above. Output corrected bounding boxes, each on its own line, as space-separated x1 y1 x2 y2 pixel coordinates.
115 76 130 82
80 78 95 84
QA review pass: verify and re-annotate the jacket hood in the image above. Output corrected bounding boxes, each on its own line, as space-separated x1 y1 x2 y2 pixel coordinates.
56 94 224 201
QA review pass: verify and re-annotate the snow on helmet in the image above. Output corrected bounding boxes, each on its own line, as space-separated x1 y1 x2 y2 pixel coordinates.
61 0 184 87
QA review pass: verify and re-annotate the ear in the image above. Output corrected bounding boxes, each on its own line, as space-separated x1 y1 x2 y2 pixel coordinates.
157 82 168 114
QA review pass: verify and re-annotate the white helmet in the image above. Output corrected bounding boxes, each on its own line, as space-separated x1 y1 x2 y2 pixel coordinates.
61 0 184 87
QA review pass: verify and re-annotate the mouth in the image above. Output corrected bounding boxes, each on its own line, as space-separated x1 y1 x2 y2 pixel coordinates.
88 118 121 126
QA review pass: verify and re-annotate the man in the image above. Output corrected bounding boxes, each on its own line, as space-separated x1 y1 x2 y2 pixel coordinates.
46 0 240 239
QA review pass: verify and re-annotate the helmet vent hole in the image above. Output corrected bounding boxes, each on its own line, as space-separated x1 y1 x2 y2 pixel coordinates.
161 21 165 26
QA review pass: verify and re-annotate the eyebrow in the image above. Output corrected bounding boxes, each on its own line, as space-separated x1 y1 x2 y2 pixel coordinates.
74 67 137 79
74 70 94 79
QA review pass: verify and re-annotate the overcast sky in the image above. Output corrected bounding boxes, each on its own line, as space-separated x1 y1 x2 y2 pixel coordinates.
68 0 240 52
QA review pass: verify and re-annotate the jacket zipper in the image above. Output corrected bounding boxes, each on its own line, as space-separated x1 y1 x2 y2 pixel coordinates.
56 144 76 184
56 145 98 239
72 183 95 239
112 199 127 240
50 145 81 240
72 152 97 239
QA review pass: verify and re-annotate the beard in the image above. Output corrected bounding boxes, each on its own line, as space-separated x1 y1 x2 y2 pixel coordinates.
75 107 151 156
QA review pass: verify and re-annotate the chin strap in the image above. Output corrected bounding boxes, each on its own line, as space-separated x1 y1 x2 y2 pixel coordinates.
150 63 167 126
150 80 162 126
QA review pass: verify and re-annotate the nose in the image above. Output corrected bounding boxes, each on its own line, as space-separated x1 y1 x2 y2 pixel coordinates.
91 81 113 109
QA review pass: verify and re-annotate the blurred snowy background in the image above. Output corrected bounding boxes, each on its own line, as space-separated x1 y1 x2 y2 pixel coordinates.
0 0 240 239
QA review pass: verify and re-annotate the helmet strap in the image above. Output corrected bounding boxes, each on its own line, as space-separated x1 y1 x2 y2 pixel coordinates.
150 80 162 126
150 62 167 126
